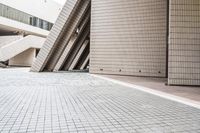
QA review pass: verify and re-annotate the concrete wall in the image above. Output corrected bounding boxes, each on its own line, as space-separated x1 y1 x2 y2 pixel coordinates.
90 0 168 77
9 48 36 66
168 0 200 86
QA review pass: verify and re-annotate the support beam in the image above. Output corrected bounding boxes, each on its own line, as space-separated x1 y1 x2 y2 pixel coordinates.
69 40 89 70
53 12 90 71
61 23 90 71
53 35 77 71
31 0 91 72
0 63 6 68
80 54 89 70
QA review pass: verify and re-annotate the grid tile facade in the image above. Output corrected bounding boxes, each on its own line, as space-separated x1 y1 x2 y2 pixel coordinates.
90 0 168 77
168 0 200 85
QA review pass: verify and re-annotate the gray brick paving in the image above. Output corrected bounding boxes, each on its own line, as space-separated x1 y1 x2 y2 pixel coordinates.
0 68 200 133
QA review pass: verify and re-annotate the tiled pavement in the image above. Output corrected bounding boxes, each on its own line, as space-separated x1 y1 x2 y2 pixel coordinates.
102 75 200 102
0 68 200 133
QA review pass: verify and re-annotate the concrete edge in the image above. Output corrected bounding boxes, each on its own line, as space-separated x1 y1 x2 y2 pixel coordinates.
91 74 200 110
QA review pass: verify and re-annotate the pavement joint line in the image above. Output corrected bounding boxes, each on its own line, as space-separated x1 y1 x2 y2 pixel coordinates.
91 74 200 110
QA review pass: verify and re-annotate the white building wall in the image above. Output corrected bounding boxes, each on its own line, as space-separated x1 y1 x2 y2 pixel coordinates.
9 48 36 66
0 0 62 23
90 0 168 77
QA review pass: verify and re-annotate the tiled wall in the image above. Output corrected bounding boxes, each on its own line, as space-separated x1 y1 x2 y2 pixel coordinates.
168 0 200 85
0 35 23 47
90 0 168 77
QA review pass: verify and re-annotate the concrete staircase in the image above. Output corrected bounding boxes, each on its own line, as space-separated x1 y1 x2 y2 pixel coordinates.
0 35 45 62
0 62 6 68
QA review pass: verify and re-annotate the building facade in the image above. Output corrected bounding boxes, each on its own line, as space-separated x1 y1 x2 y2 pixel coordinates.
31 0 200 86
168 0 200 86
90 0 168 78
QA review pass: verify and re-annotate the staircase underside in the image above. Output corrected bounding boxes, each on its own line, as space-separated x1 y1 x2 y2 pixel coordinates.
0 35 45 62
0 62 6 68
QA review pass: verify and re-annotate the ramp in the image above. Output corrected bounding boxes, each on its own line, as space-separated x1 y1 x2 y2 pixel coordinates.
0 62 6 68
0 35 45 62
0 35 23 48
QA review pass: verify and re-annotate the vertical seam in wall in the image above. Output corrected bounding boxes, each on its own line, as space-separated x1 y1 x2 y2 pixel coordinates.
166 0 169 79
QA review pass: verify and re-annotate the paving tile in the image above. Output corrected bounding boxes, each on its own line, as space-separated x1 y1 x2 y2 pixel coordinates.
0 68 200 133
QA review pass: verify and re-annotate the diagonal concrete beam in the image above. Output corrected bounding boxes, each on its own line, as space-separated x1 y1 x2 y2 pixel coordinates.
53 12 90 71
53 34 77 71
31 0 91 72
80 54 89 70
61 23 90 71
68 40 89 71
74 42 90 70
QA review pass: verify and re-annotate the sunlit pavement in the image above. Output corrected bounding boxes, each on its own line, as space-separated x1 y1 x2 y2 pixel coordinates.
0 68 200 133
